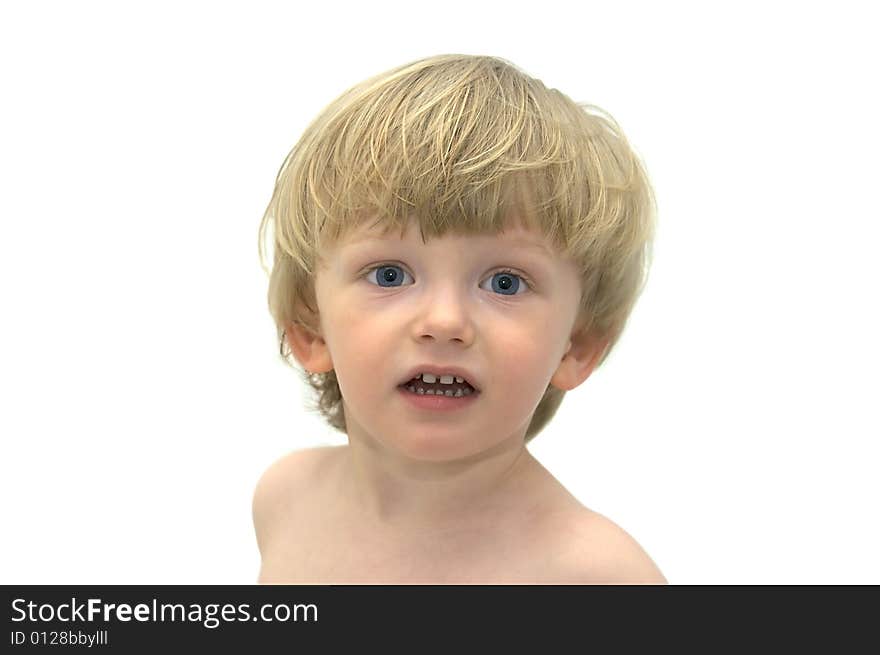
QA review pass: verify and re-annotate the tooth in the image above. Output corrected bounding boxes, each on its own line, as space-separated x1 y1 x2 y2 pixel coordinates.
421 373 437 383
455 377 464 383
439 375 454 384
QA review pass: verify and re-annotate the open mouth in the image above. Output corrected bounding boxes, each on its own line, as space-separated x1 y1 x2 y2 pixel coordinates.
398 375 479 397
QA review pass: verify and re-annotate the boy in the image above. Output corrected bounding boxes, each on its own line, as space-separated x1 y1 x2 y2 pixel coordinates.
253 54 666 584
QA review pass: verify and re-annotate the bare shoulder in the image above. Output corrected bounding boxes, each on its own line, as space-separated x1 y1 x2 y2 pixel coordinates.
545 508 668 585
251 445 338 555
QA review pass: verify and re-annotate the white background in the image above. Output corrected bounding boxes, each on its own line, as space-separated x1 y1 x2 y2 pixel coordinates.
1 1 877 584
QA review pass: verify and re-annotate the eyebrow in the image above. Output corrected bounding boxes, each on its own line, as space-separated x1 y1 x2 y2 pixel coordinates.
344 235 553 256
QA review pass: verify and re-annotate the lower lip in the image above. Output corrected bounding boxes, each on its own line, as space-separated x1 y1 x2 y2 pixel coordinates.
397 386 480 411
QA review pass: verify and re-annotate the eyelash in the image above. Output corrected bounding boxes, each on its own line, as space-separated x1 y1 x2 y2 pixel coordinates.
362 262 534 293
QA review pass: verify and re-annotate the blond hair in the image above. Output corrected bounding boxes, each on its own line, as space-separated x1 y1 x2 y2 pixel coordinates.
258 54 656 442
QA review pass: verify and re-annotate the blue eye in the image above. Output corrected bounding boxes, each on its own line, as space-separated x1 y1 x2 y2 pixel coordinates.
483 270 526 295
364 264 530 296
368 264 412 287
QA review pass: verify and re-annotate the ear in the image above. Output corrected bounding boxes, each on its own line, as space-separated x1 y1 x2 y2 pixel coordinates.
549 324 609 392
283 320 334 374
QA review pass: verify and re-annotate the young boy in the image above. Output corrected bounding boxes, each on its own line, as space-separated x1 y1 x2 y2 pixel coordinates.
253 54 666 584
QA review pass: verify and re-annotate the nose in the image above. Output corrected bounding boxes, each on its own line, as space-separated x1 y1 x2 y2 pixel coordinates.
412 282 475 345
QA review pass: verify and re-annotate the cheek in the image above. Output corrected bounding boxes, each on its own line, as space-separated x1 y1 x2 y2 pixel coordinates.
322 314 396 390
486 329 560 393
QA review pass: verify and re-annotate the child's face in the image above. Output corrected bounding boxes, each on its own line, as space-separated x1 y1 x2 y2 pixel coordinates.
307 214 596 461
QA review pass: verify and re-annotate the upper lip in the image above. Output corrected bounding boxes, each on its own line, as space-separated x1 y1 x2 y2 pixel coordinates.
398 364 481 392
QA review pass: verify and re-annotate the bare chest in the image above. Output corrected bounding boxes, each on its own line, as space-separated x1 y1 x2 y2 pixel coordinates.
259 506 567 584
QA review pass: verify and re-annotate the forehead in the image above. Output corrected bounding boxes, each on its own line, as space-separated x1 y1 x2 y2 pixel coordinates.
334 216 556 256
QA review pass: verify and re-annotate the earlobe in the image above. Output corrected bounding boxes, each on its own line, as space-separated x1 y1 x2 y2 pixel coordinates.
283 321 334 374
549 328 608 392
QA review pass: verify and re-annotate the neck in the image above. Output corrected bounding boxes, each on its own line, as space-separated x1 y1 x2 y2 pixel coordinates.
337 432 542 532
